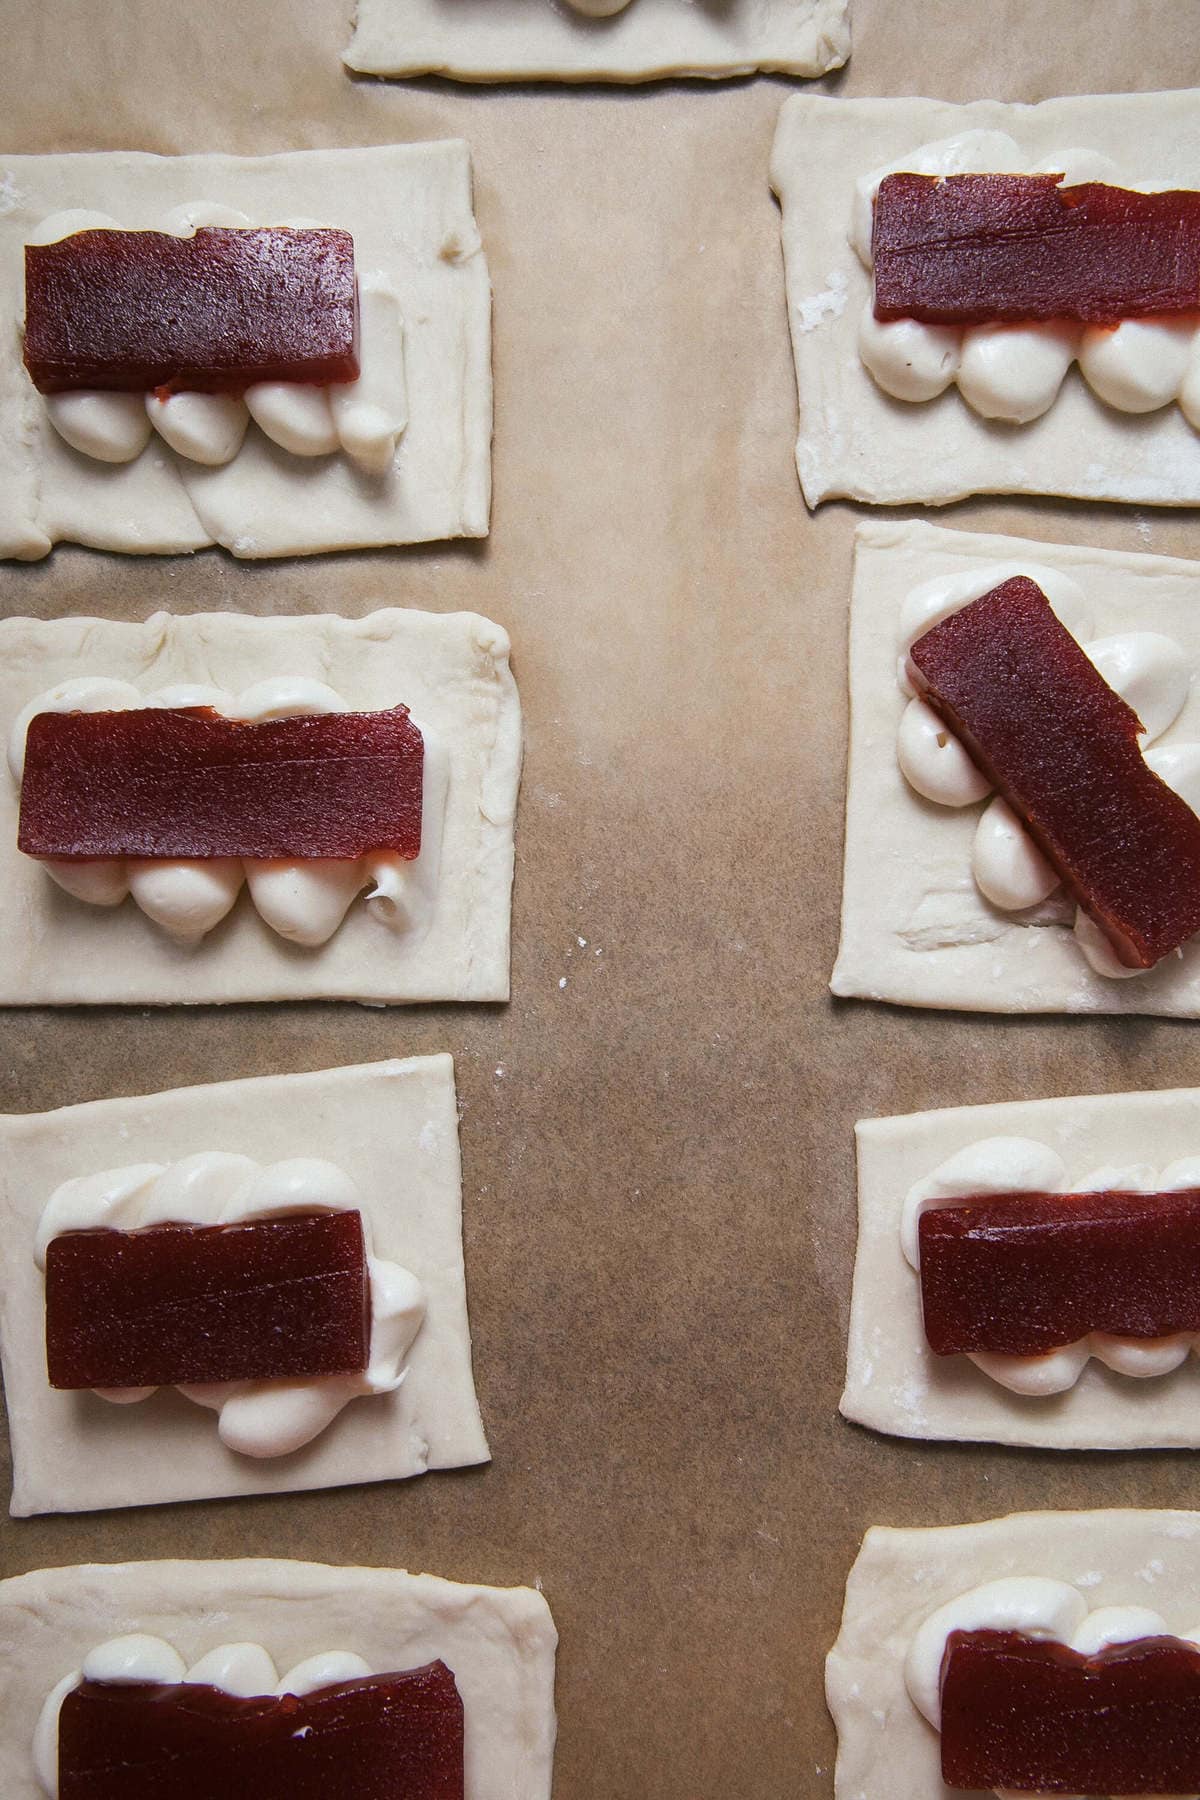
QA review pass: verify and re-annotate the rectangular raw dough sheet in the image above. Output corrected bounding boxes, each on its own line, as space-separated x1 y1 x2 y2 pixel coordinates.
828 1508 1200 1800
770 89 1200 507
833 518 1200 1016
0 607 521 1005
344 0 850 83
845 1086 1200 1450
0 1558 556 1799
0 143 491 559
0 1057 489 1516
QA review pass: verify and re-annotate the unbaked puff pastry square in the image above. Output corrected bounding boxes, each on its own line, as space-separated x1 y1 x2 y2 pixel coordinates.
833 518 1200 1016
344 0 850 84
0 143 491 559
0 1558 556 1799
770 89 1200 507
828 1509 1200 1800
0 1056 489 1516
845 1086 1200 1449
0 606 520 1006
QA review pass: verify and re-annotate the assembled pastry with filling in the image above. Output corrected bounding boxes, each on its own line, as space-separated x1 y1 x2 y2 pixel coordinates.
0 1058 489 1515
0 609 520 1006
858 161 1200 429
827 1510 1200 1800
0 1558 558 1800
0 145 491 558
908 1575 1200 1796
902 574 1200 977
11 678 436 950
834 520 1200 1015
36 1153 426 1460
343 0 851 84
771 92 1200 505
23 216 405 476
843 1084 1200 1449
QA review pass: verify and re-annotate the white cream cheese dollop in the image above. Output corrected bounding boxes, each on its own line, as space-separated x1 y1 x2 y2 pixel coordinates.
27 206 407 472
36 1153 426 1457
903 1137 1200 1395
34 1634 377 1798
8 675 446 948
894 566 1200 980
851 132 1200 429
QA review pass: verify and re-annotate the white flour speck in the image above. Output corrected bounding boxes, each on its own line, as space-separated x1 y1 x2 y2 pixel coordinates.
558 976 568 990
795 269 849 334
1076 1570 1103 1589
1137 1557 1165 1584
0 172 25 216
577 936 587 948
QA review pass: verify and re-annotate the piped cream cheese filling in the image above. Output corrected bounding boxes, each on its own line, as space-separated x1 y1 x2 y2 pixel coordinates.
8 674 447 948
563 0 635 12
33 1633 379 1798
893 564 1200 980
35 1153 426 1457
851 132 1200 429
26 206 407 473
904 1576 1200 1800
902 1136 1200 1395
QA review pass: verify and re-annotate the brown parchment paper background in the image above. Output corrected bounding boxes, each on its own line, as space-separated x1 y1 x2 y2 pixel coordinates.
2 2 1200 1794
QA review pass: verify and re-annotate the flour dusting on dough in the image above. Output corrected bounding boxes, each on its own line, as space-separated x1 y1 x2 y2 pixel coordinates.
794 269 848 334
0 172 24 216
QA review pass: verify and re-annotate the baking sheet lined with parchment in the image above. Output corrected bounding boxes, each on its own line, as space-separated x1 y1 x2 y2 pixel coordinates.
2 2 1200 1794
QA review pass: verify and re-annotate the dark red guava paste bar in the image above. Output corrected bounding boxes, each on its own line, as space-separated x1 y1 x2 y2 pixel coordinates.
940 1628 1200 1793
19 704 423 862
919 1187 1200 1356
872 172 1200 326
58 1662 464 1800
908 577 1200 969
45 1212 369 1389
24 227 359 396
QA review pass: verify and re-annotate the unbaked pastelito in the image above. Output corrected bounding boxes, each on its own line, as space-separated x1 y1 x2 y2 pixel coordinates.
0 1057 488 1515
0 607 520 1006
844 1086 1200 1449
0 1559 556 1799
0 144 491 559
828 1510 1200 1800
833 519 1200 1016
771 90 1200 507
345 0 849 84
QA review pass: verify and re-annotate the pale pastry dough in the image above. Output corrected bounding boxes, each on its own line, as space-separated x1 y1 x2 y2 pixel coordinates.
0 608 520 1005
828 1509 1200 1800
0 1057 490 1515
770 90 1200 506
344 0 850 83
833 519 1200 1016
0 145 491 558
0 1558 557 1799
844 1086 1200 1449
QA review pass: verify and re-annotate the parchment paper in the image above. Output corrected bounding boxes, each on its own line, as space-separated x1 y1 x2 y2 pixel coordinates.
1 3 1200 1795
